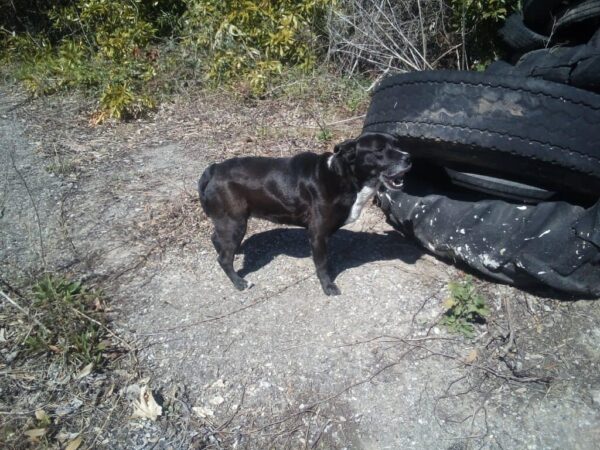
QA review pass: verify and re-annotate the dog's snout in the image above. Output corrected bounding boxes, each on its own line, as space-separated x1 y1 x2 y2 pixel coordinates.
395 152 411 170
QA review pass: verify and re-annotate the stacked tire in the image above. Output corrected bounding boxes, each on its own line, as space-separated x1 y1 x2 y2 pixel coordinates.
362 3 600 296
363 70 600 198
363 1 600 202
496 0 600 93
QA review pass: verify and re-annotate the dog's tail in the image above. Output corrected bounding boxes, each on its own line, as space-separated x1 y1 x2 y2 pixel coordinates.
198 163 216 211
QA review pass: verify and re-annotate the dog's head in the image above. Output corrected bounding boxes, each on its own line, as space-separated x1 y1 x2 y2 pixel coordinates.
332 132 411 189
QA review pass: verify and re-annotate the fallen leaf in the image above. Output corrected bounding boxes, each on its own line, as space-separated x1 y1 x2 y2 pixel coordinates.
464 349 478 364
131 385 162 421
35 409 48 422
192 406 214 418
65 436 82 450
443 298 456 309
35 409 50 426
24 428 47 440
76 363 93 380
0 328 6 342
56 431 80 443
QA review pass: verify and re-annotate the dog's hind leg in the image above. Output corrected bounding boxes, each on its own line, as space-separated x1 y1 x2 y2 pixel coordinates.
211 216 251 291
308 228 341 296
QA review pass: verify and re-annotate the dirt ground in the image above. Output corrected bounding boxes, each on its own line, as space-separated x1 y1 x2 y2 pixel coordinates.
1 82 600 449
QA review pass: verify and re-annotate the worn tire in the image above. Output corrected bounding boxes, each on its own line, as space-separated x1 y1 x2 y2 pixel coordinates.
511 45 600 92
571 54 600 91
591 28 600 47
484 60 515 76
523 0 565 31
556 0 600 30
362 71 600 196
500 13 549 52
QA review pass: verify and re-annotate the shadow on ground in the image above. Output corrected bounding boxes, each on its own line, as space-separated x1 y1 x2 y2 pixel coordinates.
238 228 423 280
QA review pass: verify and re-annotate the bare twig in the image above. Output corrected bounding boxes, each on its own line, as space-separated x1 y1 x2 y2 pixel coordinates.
327 0 457 74
9 149 46 267
69 305 134 351
0 289 50 334
500 297 515 357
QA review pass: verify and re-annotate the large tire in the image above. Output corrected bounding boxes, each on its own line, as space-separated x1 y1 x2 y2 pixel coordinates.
591 28 600 47
571 54 600 91
362 71 600 196
499 13 549 52
556 0 600 30
523 0 565 32
511 45 600 92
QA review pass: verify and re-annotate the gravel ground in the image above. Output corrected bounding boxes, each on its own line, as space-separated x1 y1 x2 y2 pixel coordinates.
1 83 599 449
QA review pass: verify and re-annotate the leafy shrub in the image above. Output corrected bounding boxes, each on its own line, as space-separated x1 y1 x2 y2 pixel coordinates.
182 0 332 94
1 0 182 121
27 275 107 366
441 276 490 337
327 0 458 74
449 0 520 67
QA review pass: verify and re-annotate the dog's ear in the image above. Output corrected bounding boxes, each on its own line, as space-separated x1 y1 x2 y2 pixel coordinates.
333 139 356 155
356 132 398 151
331 138 357 176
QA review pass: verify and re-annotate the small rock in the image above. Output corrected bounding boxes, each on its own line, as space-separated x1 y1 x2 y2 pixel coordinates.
209 395 224 406
591 389 600 407
211 379 225 389
192 406 214 418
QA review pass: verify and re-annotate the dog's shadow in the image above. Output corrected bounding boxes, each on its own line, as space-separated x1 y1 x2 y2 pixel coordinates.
238 228 423 280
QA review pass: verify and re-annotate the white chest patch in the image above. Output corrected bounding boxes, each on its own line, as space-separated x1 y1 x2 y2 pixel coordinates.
345 185 377 225
327 154 335 168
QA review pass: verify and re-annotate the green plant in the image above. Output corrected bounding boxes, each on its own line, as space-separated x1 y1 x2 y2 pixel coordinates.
317 127 333 141
182 0 332 94
449 0 520 67
440 276 490 337
26 275 107 366
0 0 182 121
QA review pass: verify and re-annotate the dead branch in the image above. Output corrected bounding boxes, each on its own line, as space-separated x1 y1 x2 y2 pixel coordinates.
327 0 459 75
0 289 50 334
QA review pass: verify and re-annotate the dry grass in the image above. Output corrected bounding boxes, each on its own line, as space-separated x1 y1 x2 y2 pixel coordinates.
0 278 137 449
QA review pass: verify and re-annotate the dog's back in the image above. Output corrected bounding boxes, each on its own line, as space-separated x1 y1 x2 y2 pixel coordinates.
198 163 217 212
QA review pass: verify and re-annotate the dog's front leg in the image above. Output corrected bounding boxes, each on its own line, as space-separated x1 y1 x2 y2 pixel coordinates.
308 229 341 296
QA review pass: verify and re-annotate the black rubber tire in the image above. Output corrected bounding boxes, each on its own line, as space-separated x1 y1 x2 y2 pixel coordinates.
512 45 600 92
484 60 515 76
523 0 564 32
514 47 578 84
445 169 556 203
571 54 600 91
499 13 549 51
362 70 600 196
556 0 600 30
589 27 600 47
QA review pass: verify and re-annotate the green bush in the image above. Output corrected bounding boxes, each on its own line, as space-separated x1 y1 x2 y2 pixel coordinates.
181 0 332 94
449 0 520 67
2 0 516 117
441 276 490 338
1 0 183 121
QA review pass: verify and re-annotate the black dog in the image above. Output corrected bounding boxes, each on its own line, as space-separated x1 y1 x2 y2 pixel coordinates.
198 132 411 295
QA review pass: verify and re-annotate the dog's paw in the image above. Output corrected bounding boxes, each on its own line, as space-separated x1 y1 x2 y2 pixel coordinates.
233 278 252 291
323 283 341 296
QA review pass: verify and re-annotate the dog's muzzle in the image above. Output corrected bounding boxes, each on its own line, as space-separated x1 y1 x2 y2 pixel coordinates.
381 163 412 190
